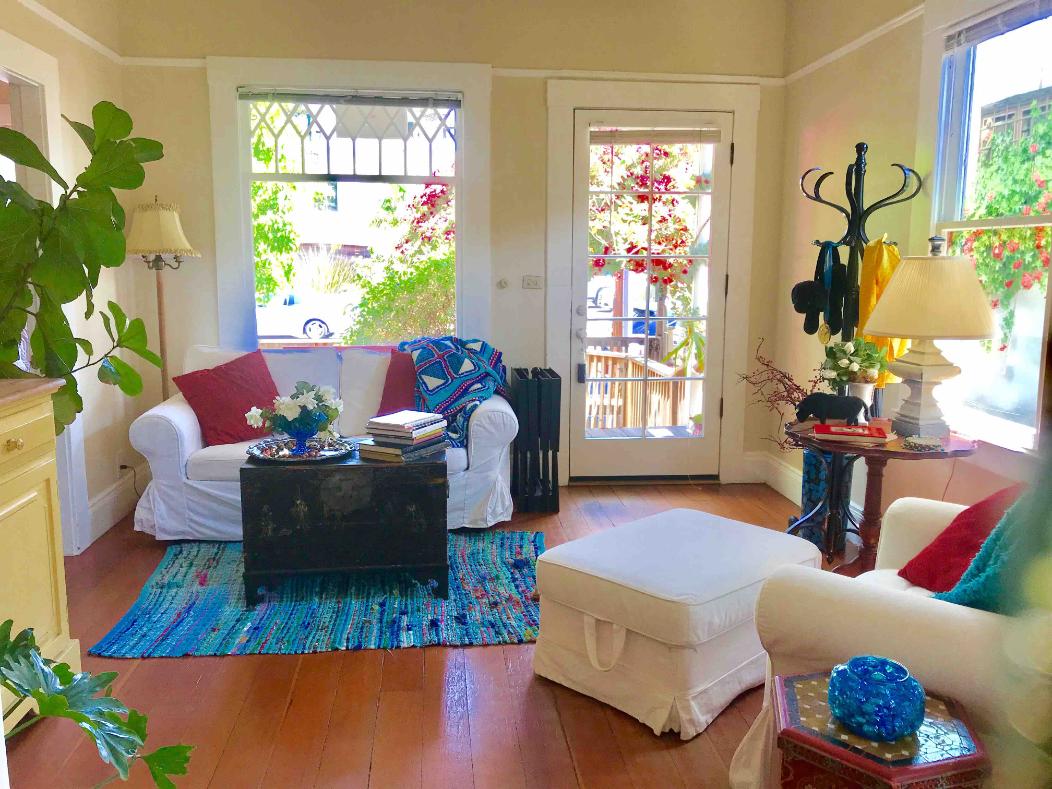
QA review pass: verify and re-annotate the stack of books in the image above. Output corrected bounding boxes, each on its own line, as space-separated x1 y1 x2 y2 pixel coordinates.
358 410 450 462
812 423 895 445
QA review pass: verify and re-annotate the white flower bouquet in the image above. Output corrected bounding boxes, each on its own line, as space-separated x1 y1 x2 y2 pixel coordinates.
820 340 888 385
245 381 343 451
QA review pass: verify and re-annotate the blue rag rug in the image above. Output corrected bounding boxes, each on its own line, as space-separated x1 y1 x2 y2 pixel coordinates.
90 531 543 657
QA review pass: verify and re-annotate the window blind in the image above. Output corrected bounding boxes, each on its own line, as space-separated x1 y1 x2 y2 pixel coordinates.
589 128 721 146
944 0 1052 51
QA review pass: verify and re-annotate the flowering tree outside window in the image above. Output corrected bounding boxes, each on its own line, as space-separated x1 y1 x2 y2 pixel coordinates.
952 104 1051 350
343 183 456 344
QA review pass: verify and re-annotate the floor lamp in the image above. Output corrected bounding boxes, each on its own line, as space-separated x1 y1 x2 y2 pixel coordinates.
126 198 200 400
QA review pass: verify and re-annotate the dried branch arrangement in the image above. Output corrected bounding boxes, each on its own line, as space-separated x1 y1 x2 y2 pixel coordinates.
739 339 826 450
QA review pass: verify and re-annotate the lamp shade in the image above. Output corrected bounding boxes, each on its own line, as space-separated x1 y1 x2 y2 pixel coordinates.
862 253 994 340
126 200 200 257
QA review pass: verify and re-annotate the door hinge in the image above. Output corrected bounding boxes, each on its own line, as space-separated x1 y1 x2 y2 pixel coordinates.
719 397 724 419
724 273 729 296
730 142 735 165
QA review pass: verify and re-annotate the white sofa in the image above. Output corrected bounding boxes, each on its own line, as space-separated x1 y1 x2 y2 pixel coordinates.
730 497 1051 788
130 345 518 540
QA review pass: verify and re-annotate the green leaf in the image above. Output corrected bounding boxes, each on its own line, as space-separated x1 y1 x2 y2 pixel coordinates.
100 311 114 342
0 127 68 190
62 115 96 152
127 137 164 164
51 377 83 432
108 300 128 335
77 140 145 191
0 201 38 270
143 745 193 789
0 284 32 338
91 101 133 144
98 356 143 396
74 337 93 356
0 176 39 212
118 318 162 368
33 224 87 304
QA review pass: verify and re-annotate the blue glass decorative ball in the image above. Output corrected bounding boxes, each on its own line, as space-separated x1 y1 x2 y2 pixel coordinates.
827 655 926 742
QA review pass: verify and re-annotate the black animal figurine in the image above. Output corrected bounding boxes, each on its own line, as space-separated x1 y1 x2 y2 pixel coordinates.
796 392 870 426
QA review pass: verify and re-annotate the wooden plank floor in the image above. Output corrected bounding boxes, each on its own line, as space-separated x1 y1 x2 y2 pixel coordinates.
6 482 797 789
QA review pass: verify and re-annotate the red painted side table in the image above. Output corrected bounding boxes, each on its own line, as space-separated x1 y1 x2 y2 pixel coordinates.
774 672 991 788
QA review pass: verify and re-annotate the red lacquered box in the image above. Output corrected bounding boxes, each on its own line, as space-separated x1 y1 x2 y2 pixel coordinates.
774 672 991 788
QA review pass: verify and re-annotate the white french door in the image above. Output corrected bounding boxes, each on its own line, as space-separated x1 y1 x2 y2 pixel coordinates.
569 110 733 478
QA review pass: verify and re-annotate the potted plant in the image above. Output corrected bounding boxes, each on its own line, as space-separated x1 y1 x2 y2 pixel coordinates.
820 339 889 404
245 380 344 455
0 101 163 432
1 620 191 786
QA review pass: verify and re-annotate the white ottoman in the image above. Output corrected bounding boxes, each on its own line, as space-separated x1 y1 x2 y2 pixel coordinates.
533 508 822 739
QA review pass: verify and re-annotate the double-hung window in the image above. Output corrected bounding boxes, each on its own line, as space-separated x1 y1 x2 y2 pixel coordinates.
934 2 1052 451
242 90 459 345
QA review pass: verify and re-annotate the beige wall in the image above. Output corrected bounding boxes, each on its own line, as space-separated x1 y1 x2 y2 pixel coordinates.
1 0 160 501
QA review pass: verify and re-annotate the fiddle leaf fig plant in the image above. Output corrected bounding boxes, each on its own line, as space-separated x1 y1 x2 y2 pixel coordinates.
1 620 192 787
0 100 163 433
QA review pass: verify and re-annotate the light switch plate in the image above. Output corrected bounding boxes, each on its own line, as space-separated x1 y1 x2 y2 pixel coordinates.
522 275 544 289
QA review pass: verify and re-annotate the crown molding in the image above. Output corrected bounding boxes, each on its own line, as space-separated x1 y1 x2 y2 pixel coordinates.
18 0 924 86
784 4 924 84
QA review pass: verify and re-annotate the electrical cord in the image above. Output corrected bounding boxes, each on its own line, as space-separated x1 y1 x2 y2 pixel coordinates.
119 464 141 497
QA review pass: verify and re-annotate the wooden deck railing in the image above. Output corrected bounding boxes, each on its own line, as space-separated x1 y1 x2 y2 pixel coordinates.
584 349 687 430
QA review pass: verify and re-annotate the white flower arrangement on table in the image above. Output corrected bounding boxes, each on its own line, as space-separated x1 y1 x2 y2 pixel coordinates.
820 340 889 385
245 381 344 442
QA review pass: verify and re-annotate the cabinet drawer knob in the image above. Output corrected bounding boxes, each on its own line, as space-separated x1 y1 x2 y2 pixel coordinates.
5 437 25 452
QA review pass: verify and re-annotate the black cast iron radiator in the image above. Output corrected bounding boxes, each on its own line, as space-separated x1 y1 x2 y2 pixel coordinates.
509 367 561 512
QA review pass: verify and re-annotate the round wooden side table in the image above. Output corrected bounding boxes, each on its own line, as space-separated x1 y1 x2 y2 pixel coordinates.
785 425 976 575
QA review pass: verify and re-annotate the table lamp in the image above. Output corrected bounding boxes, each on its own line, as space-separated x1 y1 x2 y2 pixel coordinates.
863 235 994 437
126 197 200 399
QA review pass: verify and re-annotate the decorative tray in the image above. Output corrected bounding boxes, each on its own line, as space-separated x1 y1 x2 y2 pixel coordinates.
245 437 357 464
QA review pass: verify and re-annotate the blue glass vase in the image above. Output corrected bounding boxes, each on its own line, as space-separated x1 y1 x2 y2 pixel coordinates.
827 655 926 741
283 412 329 455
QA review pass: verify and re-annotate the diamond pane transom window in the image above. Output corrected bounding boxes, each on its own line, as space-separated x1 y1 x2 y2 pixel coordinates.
244 92 458 182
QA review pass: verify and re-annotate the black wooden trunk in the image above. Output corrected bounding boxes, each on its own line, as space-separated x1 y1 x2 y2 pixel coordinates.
239 452 448 605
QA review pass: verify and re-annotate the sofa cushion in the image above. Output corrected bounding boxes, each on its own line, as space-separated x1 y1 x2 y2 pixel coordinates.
339 348 392 435
262 347 341 399
536 508 822 646
186 441 256 482
173 351 278 446
898 484 1025 592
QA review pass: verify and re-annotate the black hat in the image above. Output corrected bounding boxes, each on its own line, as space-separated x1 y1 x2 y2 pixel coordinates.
790 242 846 336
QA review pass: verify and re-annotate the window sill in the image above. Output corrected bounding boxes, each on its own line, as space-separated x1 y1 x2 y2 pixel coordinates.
941 401 1038 455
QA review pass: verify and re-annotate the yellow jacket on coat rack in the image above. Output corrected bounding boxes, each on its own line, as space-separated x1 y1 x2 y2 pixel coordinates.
859 235 910 387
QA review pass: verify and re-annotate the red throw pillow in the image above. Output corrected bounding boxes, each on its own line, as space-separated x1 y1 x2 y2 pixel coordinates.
375 350 417 416
898 484 1026 592
173 350 278 446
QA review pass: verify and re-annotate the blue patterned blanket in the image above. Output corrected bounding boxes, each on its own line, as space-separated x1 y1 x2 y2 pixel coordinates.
398 336 508 447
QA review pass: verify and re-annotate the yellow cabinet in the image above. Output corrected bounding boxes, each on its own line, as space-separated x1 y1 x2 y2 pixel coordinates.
0 380 80 732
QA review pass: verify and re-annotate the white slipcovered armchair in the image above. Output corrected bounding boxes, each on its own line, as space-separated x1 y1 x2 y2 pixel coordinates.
730 497 1050 788
130 345 518 540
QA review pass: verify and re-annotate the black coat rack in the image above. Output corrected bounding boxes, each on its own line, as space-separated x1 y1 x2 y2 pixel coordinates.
800 142 923 343
789 143 923 555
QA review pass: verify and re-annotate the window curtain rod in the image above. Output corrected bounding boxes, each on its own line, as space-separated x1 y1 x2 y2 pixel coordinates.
238 89 462 109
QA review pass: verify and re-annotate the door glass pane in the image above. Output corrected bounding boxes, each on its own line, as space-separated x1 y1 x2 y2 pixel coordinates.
584 379 645 439
585 129 715 441
645 378 706 438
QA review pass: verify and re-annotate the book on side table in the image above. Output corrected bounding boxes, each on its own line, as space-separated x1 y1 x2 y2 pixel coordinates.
812 424 895 445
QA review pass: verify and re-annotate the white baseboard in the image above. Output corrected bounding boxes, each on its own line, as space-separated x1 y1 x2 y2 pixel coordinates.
83 462 150 553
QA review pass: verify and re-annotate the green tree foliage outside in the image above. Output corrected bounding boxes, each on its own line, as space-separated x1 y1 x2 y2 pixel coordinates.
251 133 298 306
952 103 1052 350
343 183 456 344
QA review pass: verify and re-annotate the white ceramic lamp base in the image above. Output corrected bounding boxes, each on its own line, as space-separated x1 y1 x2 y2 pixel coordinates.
887 338 959 437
